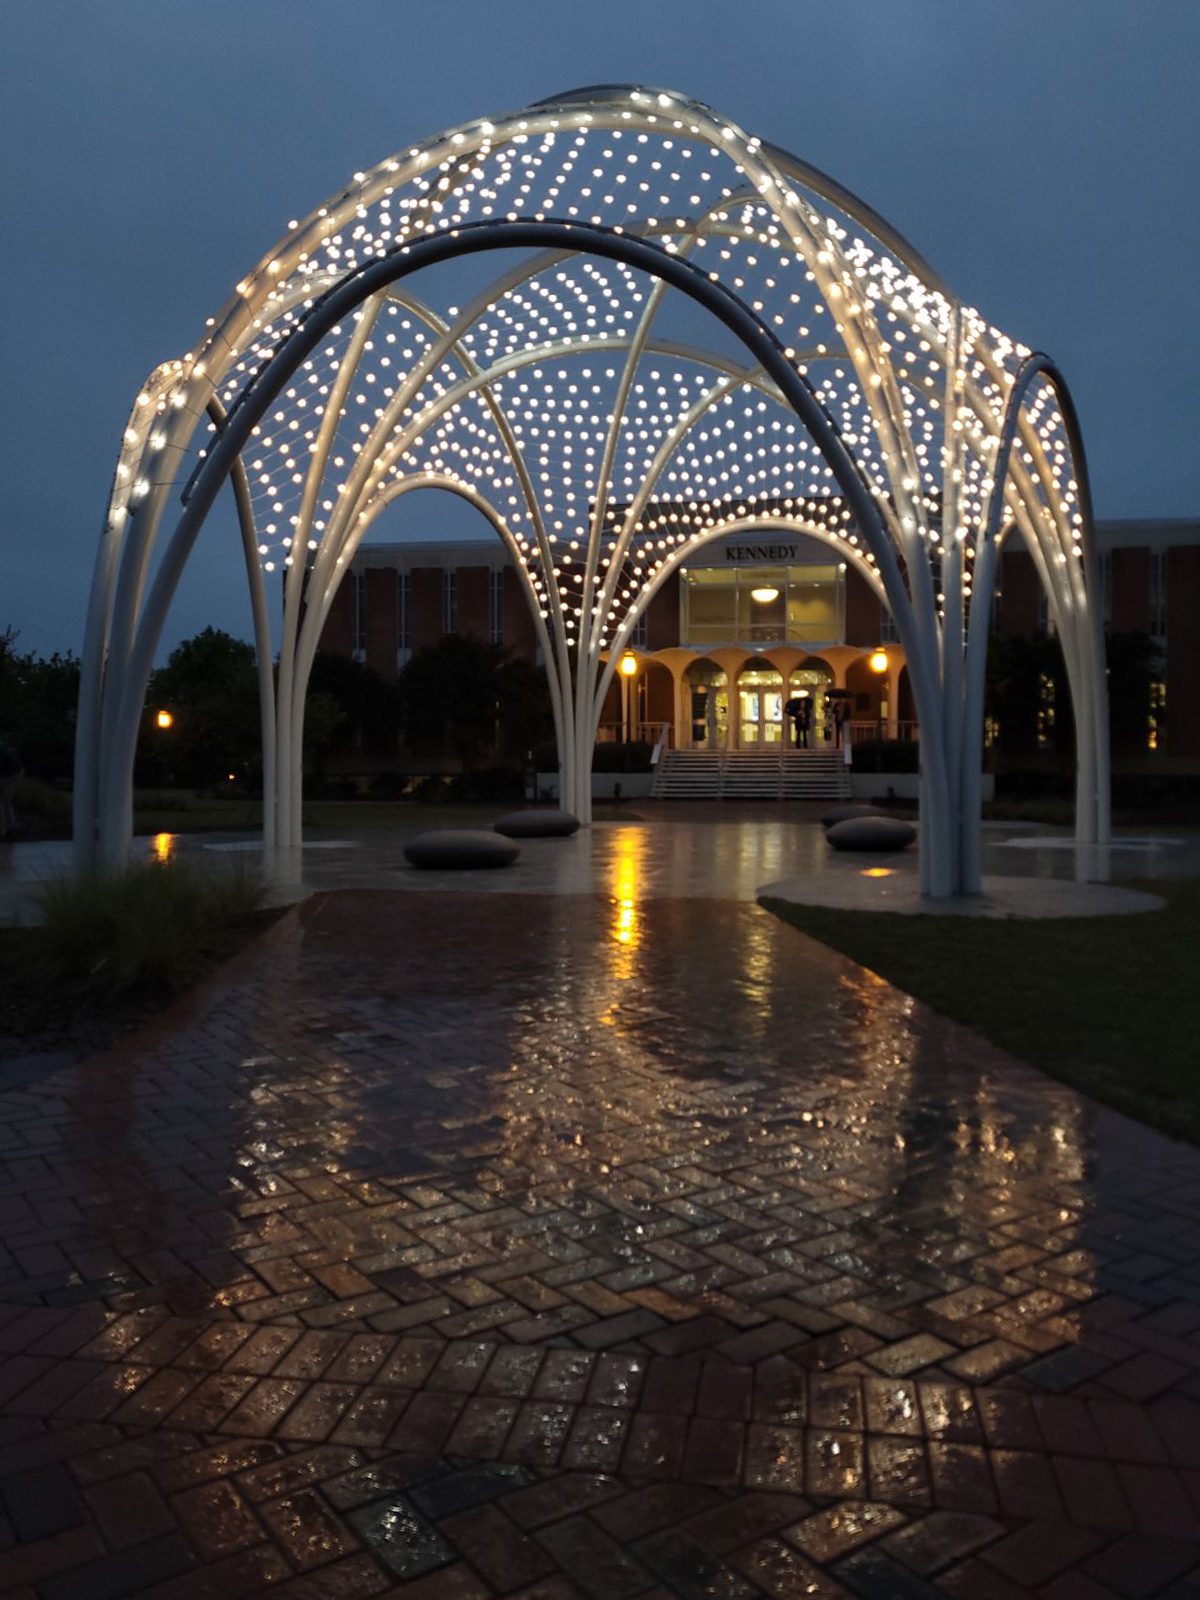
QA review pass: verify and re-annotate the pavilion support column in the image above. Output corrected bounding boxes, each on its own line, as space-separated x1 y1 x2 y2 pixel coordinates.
553 658 577 816
573 653 597 825
941 540 965 862
959 538 999 897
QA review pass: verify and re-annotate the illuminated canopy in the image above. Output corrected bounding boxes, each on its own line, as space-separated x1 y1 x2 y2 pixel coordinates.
75 84 1109 895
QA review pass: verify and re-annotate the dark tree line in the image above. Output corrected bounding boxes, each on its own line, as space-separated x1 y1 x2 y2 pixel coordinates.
985 630 1156 761
2 619 1152 789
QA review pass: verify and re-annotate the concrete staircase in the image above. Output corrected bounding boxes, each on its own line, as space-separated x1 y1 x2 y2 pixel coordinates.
652 748 852 801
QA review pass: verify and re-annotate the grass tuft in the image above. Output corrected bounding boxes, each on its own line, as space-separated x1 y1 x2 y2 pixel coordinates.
39 859 265 997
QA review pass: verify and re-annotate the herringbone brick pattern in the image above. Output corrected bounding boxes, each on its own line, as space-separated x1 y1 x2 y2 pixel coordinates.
0 889 1197 1595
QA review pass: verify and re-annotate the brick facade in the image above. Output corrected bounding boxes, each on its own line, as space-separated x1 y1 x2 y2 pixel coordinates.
321 522 1200 763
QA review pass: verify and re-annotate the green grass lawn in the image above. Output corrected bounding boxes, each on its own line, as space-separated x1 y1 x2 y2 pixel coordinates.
761 879 1200 1146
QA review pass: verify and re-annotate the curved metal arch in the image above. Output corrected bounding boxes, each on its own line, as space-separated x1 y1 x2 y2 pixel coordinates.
78 88 1107 902
265 246 892 687
95 97 935 718
956 353 1107 888
341 471 569 777
94 216 957 889
530 84 954 298
281 315 838 749
207 396 279 854
191 93 931 571
238 222 923 838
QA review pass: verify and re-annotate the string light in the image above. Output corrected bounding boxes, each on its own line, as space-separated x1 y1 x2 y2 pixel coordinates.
88 85 1103 896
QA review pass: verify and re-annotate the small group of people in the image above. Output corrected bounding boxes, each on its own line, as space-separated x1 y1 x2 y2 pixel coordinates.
784 693 846 749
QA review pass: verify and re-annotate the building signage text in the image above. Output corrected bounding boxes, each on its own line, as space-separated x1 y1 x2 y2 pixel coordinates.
724 544 799 562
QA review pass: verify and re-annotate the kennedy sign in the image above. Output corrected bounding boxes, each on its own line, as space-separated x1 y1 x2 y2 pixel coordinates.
723 543 800 562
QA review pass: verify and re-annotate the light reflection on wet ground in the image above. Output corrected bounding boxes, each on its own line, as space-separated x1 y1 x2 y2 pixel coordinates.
4 808 1198 927
3 858 1200 1588
6 887 1191 1391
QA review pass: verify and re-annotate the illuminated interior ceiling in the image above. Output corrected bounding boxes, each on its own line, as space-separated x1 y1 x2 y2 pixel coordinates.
77 84 1108 895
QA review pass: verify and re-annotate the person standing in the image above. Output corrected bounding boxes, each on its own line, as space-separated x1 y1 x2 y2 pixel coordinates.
0 739 22 840
784 695 805 748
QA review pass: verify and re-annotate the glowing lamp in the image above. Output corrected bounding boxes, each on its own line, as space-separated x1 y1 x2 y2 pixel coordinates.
869 649 889 674
619 651 638 677
750 586 779 603
154 709 174 730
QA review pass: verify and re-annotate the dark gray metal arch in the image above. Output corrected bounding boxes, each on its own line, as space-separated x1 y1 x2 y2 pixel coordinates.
106 217 952 877
183 219 890 590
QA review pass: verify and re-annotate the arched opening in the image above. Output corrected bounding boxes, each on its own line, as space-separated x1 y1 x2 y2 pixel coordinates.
845 654 887 738
786 658 836 748
639 660 674 746
684 658 729 750
735 663 785 748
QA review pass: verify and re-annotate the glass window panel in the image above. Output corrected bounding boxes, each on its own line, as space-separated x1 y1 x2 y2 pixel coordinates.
787 565 839 643
682 570 738 645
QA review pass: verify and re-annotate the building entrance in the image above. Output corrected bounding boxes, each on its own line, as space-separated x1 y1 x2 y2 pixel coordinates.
737 669 785 747
685 660 729 749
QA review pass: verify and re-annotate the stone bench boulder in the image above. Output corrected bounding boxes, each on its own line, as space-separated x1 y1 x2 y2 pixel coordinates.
404 829 520 869
826 816 917 852
493 809 580 839
820 803 891 829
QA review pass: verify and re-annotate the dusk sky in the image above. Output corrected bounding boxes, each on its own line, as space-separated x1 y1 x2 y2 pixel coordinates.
2 0 1197 659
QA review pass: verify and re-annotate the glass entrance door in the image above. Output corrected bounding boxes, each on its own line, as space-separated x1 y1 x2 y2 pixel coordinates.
737 671 784 746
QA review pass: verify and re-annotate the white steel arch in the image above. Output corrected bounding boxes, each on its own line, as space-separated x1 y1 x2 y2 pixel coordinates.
76 85 1108 896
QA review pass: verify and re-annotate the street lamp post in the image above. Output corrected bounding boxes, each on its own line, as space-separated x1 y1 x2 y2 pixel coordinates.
869 648 888 739
619 651 638 744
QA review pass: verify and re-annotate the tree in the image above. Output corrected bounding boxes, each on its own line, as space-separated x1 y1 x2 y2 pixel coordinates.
1105 631 1156 757
146 628 259 786
0 629 80 783
398 635 510 770
985 632 1071 761
308 651 399 756
302 690 346 779
495 656 555 761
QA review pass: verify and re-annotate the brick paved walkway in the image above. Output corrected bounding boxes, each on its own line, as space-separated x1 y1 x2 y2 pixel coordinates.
1 888 1198 1596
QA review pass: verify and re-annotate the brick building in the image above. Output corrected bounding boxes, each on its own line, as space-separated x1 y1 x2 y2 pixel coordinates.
320 519 1199 768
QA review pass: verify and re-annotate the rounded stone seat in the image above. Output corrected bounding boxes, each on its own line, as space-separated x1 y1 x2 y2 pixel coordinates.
403 829 520 870
820 803 890 829
826 816 917 852
493 809 580 839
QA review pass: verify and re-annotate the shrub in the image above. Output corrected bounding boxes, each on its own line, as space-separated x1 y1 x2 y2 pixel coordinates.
850 739 920 774
591 740 653 773
461 764 525 802
407 774 459 803
39 859 265 996
368 771 410 799
532 741 654 774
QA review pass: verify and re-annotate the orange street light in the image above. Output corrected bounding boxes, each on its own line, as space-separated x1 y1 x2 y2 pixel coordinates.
154 708 174 729
869 649 889 674
619 651 638 677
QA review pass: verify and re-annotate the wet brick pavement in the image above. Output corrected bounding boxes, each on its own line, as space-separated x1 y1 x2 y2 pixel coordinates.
0 886 1198 1595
